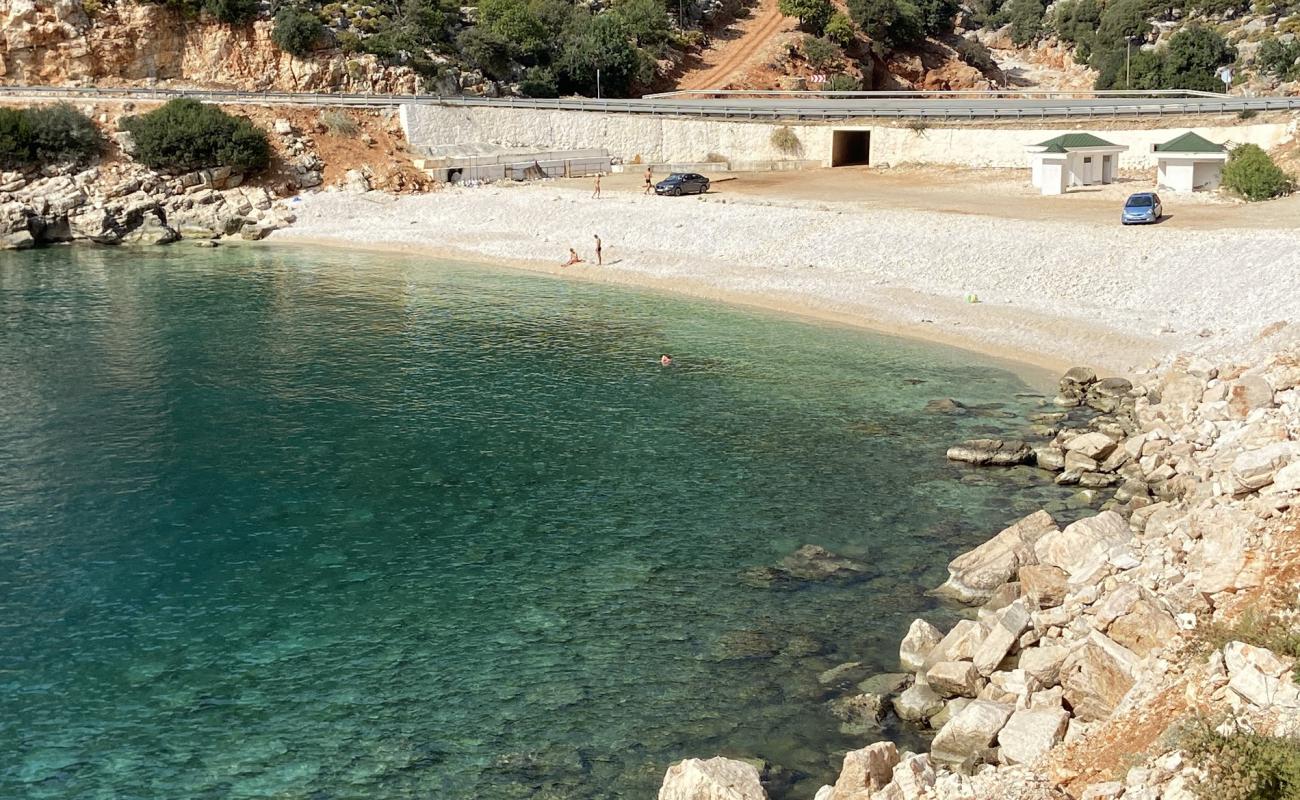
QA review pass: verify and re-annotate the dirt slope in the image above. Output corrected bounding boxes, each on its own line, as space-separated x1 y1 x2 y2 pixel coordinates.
677 0 794 90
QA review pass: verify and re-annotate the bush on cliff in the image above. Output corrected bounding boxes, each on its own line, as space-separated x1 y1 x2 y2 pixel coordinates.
272 7 325 56
0 104 103 169
779 0 834 35
1221 144 1293 202
122 99 271 173
1180 719 1300 800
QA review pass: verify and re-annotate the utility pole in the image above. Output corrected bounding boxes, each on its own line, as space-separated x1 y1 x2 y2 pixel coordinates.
596 68 602 99
1125 40 1131 90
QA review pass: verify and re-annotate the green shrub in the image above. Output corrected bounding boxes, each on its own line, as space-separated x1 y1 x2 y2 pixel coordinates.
846 0 923 51
0 103 102 168
1222 143 1293 201
825 73 861 90
203 0 258 23
955 37 997 72
612 0 671 49
779 0 834 34
915 0 959 35
122 99 270 172
1197 609 1300 661
824 11 855 45
770 125 802 154
1006 0 1046 44
1052 0 1099 59
271 7 324 56
802 34 842 69
1180 720 1300 800
519 66 559 97
1258 36 1300 80
319 109 359 136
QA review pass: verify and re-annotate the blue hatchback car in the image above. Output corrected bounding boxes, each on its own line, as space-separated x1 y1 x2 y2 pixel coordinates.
1121 192 1163 225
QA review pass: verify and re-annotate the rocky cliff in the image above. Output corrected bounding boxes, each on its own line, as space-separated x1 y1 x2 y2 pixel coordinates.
0 0 417 92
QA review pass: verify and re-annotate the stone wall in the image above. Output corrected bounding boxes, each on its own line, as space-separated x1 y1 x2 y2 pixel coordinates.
400 103 1295 171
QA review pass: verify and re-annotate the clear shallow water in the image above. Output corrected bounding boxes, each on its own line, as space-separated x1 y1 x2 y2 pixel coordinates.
0 245 1082 800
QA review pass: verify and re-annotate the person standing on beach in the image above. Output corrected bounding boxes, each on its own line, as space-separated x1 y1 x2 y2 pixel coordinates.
593 235 602 266
592 174 602 199
643 167 653 195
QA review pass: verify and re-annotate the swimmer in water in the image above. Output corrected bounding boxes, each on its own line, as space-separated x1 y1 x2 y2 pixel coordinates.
660 354 673 367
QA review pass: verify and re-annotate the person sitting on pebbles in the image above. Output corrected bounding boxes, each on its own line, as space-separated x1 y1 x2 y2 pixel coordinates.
562 248 584 267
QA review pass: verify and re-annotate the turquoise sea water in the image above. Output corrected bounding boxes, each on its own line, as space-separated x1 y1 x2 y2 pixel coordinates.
1 245 1081 800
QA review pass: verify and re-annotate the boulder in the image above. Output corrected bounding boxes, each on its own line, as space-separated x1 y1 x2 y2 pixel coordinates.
893 682 945 721
828 694 886 732
1061 366 1098 388
927 619 987 665
743 545 869 587
1018 645 1068 687
936 510 1057 604
659 757 767 800
899 619 944 672
924 398 967 415
1108 599 1181 657
1065 432 1118 461
1018 564 1069 608
1191 506 1264 594
971 601 1031 676
1227 375 1274 419
1061 632 1140 722
890 754 936 800
1034 511 1130 580
996 706 1069 765
930 700 1014 767
928 697 970 729
830 742 899 800
1086 378 1133 413
857 672 910 696
1230 442 1296 494
926 661 984 698
946 439 1033 466
1034 445 1066 471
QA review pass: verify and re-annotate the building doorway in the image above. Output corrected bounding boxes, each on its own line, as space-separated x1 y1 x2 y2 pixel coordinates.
831 130 871 166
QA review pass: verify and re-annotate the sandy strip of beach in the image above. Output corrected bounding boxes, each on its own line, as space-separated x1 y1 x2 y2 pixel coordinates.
268 182 1300 376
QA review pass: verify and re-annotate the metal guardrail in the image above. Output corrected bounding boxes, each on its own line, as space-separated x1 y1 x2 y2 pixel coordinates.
2 84 1299 120
642 88 1231 99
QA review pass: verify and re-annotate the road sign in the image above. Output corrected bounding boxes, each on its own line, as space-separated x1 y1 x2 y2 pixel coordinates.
809 73 826 84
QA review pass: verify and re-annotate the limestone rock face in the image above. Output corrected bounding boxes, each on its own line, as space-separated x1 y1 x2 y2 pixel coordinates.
658 758 767 800
996 706 1069 765
971 600 1031 677
893 682 945 721
1226 375 1274 419
1018 645 1068 687
927 619 987 665
1191 506 1265 594
929 700 1014 767
1018 564 1069 608
1230 442 1296 493
1061 632 1140 722
936 511 1057 604
829 742 899 800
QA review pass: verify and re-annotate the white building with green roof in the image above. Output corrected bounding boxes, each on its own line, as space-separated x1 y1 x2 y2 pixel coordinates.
1025 133 1129 195
1153 131 1228 193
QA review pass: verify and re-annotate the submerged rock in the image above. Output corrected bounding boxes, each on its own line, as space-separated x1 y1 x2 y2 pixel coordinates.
946 439 1033 467
741 545 870 588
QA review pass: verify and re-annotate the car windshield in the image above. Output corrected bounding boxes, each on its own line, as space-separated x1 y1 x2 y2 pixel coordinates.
1126 196 1154 208
665 174 686 181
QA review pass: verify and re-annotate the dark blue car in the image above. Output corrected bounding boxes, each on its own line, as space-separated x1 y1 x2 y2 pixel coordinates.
655 173 710 196
1121 192 1163 225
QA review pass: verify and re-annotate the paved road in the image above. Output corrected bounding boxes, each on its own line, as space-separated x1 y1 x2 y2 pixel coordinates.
2 84 1299 120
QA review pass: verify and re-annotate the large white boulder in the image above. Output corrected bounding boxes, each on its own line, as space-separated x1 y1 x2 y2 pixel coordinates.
926 619 987 666
829 741 899 800
1034 511 1130 580
997 706 1070 765
899 619 944 672
658 758 767 800
972 600 1032 676
1190 506 1265 594
926 661 985 699
936 511 1057 603
1230 442 1297 494
930 700 1014 767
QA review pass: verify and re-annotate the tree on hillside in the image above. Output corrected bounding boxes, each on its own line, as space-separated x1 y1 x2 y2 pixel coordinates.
802 35 843 69
1161 24 1234 91
122 99 270 172
779 0 834 35
271 7 324 56
1006 0 1046 45
1221 144 1292 201
847 0 923 51
824 11 855 45
478 0 549 60
613 0 672 50
915 0 959 36
1052 0 1100 60
557 12 649 96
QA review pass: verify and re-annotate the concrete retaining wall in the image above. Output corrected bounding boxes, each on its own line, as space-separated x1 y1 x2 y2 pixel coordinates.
400 104 1295 171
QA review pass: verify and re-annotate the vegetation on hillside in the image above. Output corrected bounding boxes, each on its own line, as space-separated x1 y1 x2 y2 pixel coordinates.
122 99 271 172
1180 719 1300 800
0 104 103 169
1221 143 1294 200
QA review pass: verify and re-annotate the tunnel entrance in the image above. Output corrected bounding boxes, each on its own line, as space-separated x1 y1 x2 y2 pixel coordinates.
831 130 871 166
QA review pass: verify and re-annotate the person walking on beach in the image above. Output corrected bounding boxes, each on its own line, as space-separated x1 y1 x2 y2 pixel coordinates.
643 167 653 195
592 174 602 199
593 235 602 266
562 248 584 267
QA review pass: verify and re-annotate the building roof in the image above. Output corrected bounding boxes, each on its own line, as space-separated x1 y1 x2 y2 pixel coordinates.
1033 132 1121 150
1153 131 1226 154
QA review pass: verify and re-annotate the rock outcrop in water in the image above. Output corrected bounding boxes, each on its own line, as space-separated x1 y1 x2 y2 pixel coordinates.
741 545 871 589
668 338 1300 800
658 757 767 800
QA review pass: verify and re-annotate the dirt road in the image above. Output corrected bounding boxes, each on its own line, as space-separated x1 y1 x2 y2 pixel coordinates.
677 0 792 90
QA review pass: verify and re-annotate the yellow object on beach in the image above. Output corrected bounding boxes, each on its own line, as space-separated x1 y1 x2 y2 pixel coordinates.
966 293 980 304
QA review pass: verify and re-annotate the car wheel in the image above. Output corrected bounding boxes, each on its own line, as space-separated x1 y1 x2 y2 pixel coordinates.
671 187 682 196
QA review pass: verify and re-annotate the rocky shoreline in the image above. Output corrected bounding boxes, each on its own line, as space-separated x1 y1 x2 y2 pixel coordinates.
659 338 1300 800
